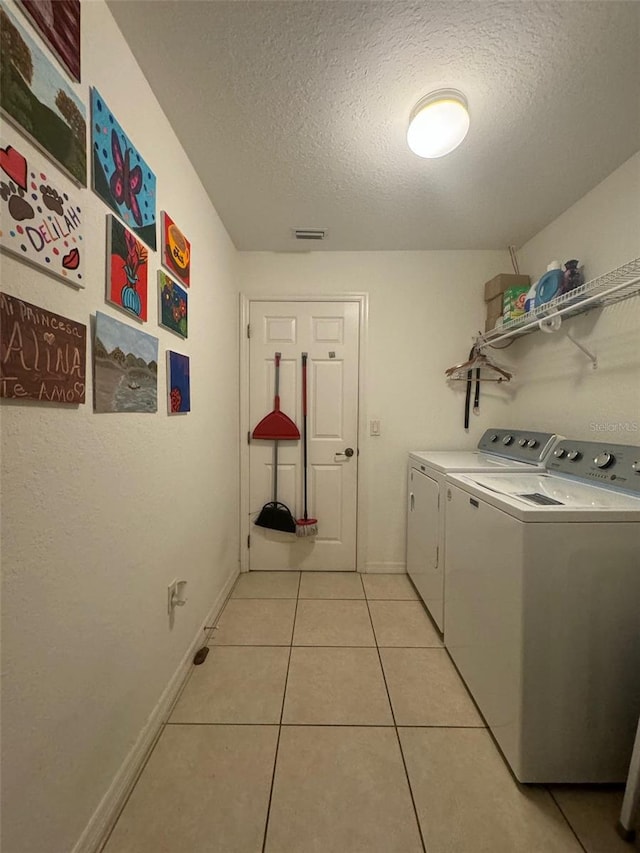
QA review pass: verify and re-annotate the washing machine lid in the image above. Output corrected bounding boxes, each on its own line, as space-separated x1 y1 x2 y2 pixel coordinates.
409 450 544 474
447 471 640 522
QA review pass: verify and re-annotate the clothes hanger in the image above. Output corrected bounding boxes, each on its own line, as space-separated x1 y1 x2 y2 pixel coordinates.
445 345 512 429
445 351 512 382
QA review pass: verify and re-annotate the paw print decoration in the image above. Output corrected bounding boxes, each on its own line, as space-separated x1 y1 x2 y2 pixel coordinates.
0 141 85 287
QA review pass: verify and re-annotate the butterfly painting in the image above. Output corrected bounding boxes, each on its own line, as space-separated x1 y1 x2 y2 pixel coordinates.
110 132 143 227
106 215 148 321
91 88 156 250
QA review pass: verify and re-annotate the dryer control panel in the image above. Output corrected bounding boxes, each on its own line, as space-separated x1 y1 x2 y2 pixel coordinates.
547 440 640 493
477 429 559 464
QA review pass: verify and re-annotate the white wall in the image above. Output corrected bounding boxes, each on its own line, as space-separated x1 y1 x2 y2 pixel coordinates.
0 4 239 852
237 250 509 571
483 152 640 438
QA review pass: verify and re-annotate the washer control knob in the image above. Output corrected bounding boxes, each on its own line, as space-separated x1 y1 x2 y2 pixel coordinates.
553 448 566 458
527 439 538 448
566 450 581 461
502 435 514 445
632 461 640 473
518 438 528 447
489 434 499 442
594 452 614 469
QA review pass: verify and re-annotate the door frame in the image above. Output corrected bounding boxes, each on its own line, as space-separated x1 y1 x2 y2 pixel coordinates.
239 293 369 573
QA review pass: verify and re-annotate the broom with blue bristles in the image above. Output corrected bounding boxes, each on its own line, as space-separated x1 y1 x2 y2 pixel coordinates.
296 352 318 537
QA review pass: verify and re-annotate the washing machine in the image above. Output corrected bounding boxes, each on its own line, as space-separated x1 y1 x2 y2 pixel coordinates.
407 428 560 632
444 438 640 783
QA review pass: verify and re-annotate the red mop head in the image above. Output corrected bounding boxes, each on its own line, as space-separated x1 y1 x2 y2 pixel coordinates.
295 517 318 537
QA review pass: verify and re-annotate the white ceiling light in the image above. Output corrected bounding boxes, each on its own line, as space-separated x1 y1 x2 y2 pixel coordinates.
407 90 470 158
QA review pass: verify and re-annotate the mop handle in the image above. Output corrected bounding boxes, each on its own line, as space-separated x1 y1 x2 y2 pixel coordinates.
274 351 281 412
273 440 279 502
302 353 309 519
273 352 282 500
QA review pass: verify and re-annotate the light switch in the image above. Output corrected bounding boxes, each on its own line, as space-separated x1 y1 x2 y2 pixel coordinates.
370 419 381 436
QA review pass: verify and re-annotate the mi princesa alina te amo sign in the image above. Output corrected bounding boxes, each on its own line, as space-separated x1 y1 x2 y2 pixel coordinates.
0 292 86 404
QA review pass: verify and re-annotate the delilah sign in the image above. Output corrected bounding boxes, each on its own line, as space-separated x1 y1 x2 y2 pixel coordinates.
0 292 86 404
0 139 84 287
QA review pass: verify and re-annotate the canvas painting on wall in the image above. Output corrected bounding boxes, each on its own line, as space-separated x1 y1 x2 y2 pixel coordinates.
91 88 157 250
0 136 84 286
94 311 158 413
0 4 86 186
158 271 187 338
161 211 190 287
17 0 81 82
167 350 190 414
106 215 148 321
0 291 86 403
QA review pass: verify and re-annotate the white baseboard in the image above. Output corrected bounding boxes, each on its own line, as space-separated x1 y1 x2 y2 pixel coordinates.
364 562 407 574
73 567 239 853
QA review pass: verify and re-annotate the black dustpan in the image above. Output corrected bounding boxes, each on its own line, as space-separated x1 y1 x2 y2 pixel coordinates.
254 439 296 534
255 500 297 533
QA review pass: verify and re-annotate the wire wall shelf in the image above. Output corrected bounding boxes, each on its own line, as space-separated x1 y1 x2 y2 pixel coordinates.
477 257 640 349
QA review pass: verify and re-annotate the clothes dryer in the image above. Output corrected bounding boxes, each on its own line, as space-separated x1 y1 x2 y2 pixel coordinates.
407 428 560 631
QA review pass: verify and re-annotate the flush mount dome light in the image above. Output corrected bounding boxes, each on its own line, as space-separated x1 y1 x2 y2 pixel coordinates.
407 90 470 158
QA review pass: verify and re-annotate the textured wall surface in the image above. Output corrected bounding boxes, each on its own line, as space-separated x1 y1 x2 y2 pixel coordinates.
109 0 640 251
1 2 638 849
480 152 640 439
237 249 510 570
0 3 239 852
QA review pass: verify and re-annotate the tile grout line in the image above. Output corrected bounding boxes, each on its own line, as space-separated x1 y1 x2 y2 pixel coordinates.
208 643 444 649
545 787 589 853
363 593 428 853
260 571 302 853
164 721 485 728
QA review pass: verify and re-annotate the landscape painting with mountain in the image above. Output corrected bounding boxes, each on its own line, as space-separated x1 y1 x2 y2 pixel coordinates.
0 4 86 186
94 311 158 413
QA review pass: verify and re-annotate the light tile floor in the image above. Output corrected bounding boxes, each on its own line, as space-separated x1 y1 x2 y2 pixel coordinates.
103 572 638 853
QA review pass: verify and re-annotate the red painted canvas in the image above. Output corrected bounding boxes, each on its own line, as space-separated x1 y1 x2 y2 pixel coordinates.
161 211 191 287
106 215 148 322
18 1 81 82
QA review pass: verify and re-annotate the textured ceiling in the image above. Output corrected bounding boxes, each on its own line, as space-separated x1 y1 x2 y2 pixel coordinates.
108 1 640 251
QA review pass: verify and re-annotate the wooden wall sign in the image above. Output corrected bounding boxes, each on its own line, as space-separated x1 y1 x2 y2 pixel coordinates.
0 292 86 404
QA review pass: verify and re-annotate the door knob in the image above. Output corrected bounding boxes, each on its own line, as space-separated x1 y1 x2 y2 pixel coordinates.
335 447 355 460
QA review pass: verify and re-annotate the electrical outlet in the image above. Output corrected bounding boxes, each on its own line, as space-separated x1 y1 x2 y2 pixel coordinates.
167 579 178 614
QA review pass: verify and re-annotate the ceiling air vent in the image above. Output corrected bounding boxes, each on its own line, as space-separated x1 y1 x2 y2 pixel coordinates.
293 229 326 241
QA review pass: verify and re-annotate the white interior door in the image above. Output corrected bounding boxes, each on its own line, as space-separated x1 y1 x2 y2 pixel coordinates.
248 301 360 571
